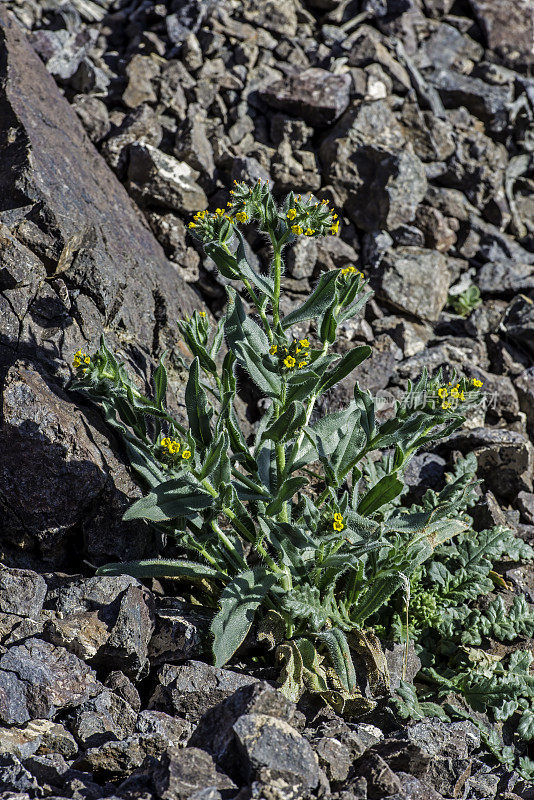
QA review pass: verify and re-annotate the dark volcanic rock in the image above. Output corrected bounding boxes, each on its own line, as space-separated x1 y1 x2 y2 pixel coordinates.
153 746 226 800
467 0 534 69
377 247 451 322
0 9 200 567
0 638 99 725
259 68 351 126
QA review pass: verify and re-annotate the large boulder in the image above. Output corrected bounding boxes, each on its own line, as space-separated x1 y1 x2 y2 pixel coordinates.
0 9 200 568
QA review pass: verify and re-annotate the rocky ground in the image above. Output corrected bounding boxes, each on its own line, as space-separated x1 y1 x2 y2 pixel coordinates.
0 0 533 797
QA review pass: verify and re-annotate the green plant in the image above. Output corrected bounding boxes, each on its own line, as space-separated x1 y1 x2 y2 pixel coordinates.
381 455 534 777
447 285 482 317
70 181 485 710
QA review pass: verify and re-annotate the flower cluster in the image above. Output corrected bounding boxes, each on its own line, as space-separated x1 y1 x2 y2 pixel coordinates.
340 265 364 280
332 513 345 532
437 377 483 411
159 437 191 463
187 208 233 244
270 338 311 371
72 350 91 372
286 197 338 237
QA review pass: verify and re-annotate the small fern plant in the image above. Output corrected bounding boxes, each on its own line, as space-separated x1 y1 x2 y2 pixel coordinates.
70 180 484 710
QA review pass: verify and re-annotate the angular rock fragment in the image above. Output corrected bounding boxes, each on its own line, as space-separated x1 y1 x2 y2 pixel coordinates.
467 0 534 69
377 247 451 322
260 68 351 126
127 144 208 212
0 639 99 725
153 747 228 800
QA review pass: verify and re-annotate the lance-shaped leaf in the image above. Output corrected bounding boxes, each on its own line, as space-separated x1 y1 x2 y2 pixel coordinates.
234 228 275 299
266 476 308 516
261 401 307 443
225 290 281 397
352 573 407 625
317 346 371 395
153 356 167 410
96 558 226 581
316 628 357 694
282 271 339 329
186 357 213 448
357 473 404 516
123 476 213 522
354 383 376 443
211 568 279 667
204 241 239 280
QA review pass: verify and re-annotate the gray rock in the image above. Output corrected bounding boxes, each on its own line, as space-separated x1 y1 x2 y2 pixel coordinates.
502 297 534 358
377 247 451 322
260 68 351 126
127 144 207 213
397 771 443 800
285 236 318 281
0 754 40 795
101 104 163 175
149 661 259 722
316 236 359 271
477 261 534 295
67 689 137 748
467 0 534 69
413 206 456 252
416 22 483 71
321 101 427 231
71 94 111 143
174 106 215 180
0 719 77 760
104 671 141 713
449 427 534 500
313 736 352 783
515 367 534 433
123 54 159 109
517 491 534 525
427 756 472 798
383 641 422 690
0 639 99 725
270 114 314 148
242 0 298 38
153 746 227 800
429 68 512 132
230 156 271 185
0 565 46 619
31 28 94 82
74 734 163 778
233 713 319 789
372 316 431 358
149 599 212 667
404 719 480 759
22 752 70 791
136 710 191 748
356 751 403 798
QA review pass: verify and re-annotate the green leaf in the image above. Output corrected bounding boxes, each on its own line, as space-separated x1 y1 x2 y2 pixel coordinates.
153 357 167 410
261 401 307 443
357 473 404 516
204 242 239 280
282 271 339 329
316 628 357 693
266 476 308 516
185 357 213 448
234 228 275 299
96 558 225 581
123 476 213 522
317 346 371 395
211 568 279 667
518 710 534 741
352 573 407 625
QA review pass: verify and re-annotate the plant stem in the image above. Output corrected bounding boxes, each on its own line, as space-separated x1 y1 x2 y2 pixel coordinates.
210 519 248 571
270 232 282 330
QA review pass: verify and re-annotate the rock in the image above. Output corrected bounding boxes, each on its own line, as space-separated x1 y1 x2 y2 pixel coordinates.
149 599 212 667
190 682 300 778
22 752 70 792
67 689 138 748
123 54 159 108
356 751 404 798
259 68 351 126
502 296 534 358
448 427 534 500
149 661 259 722
321 101 427 231
233 713 320 789
71 95 111 143
427 756 472 798
101 104 163 176
377 247 451 322
467 0 534 69
44 612 110 662
515 367 534 432
153 746 229 800
0 753 40 795
104 671 141 713
315 237 359 271
242 0 298 38
174 106 215 180
0 565 46 619
372 316 432 358
136 710 191 748
285 236 318 281
313 736 352 783
429 68 512 132
31 28 94 82
0 719 77 760
383 641 422 689
517 491 534 525
159 61 190 120
397 771 443 800
413 206 456 252
0 638 99 725
477 261 534 295
403 719 480 759
416 22 484 71
128 143 208 213
75 734 162 778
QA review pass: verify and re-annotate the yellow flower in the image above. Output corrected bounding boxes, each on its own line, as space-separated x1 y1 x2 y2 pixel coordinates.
334 513 343 523
182 450 191 459
304 228 314 236
284 356 296 369
75 349 82 356
235 212 249 223
459 390 465 401
332 214 338 220
169 441 181 454
291 225 303 235
299 339 310 348
330 220 340 235
269 345 278 356
472 379 483 388
161 437 171 447
188 222 197 229
333 521 344 532
215 208 224 216
438 387 448 399
287 208 297 220
199 311 206 317
441 401 451 410
341 266 357 276
450 387 459 398
298 361 307 369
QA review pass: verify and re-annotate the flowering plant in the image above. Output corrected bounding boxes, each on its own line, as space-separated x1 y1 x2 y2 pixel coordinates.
71 181 484 709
